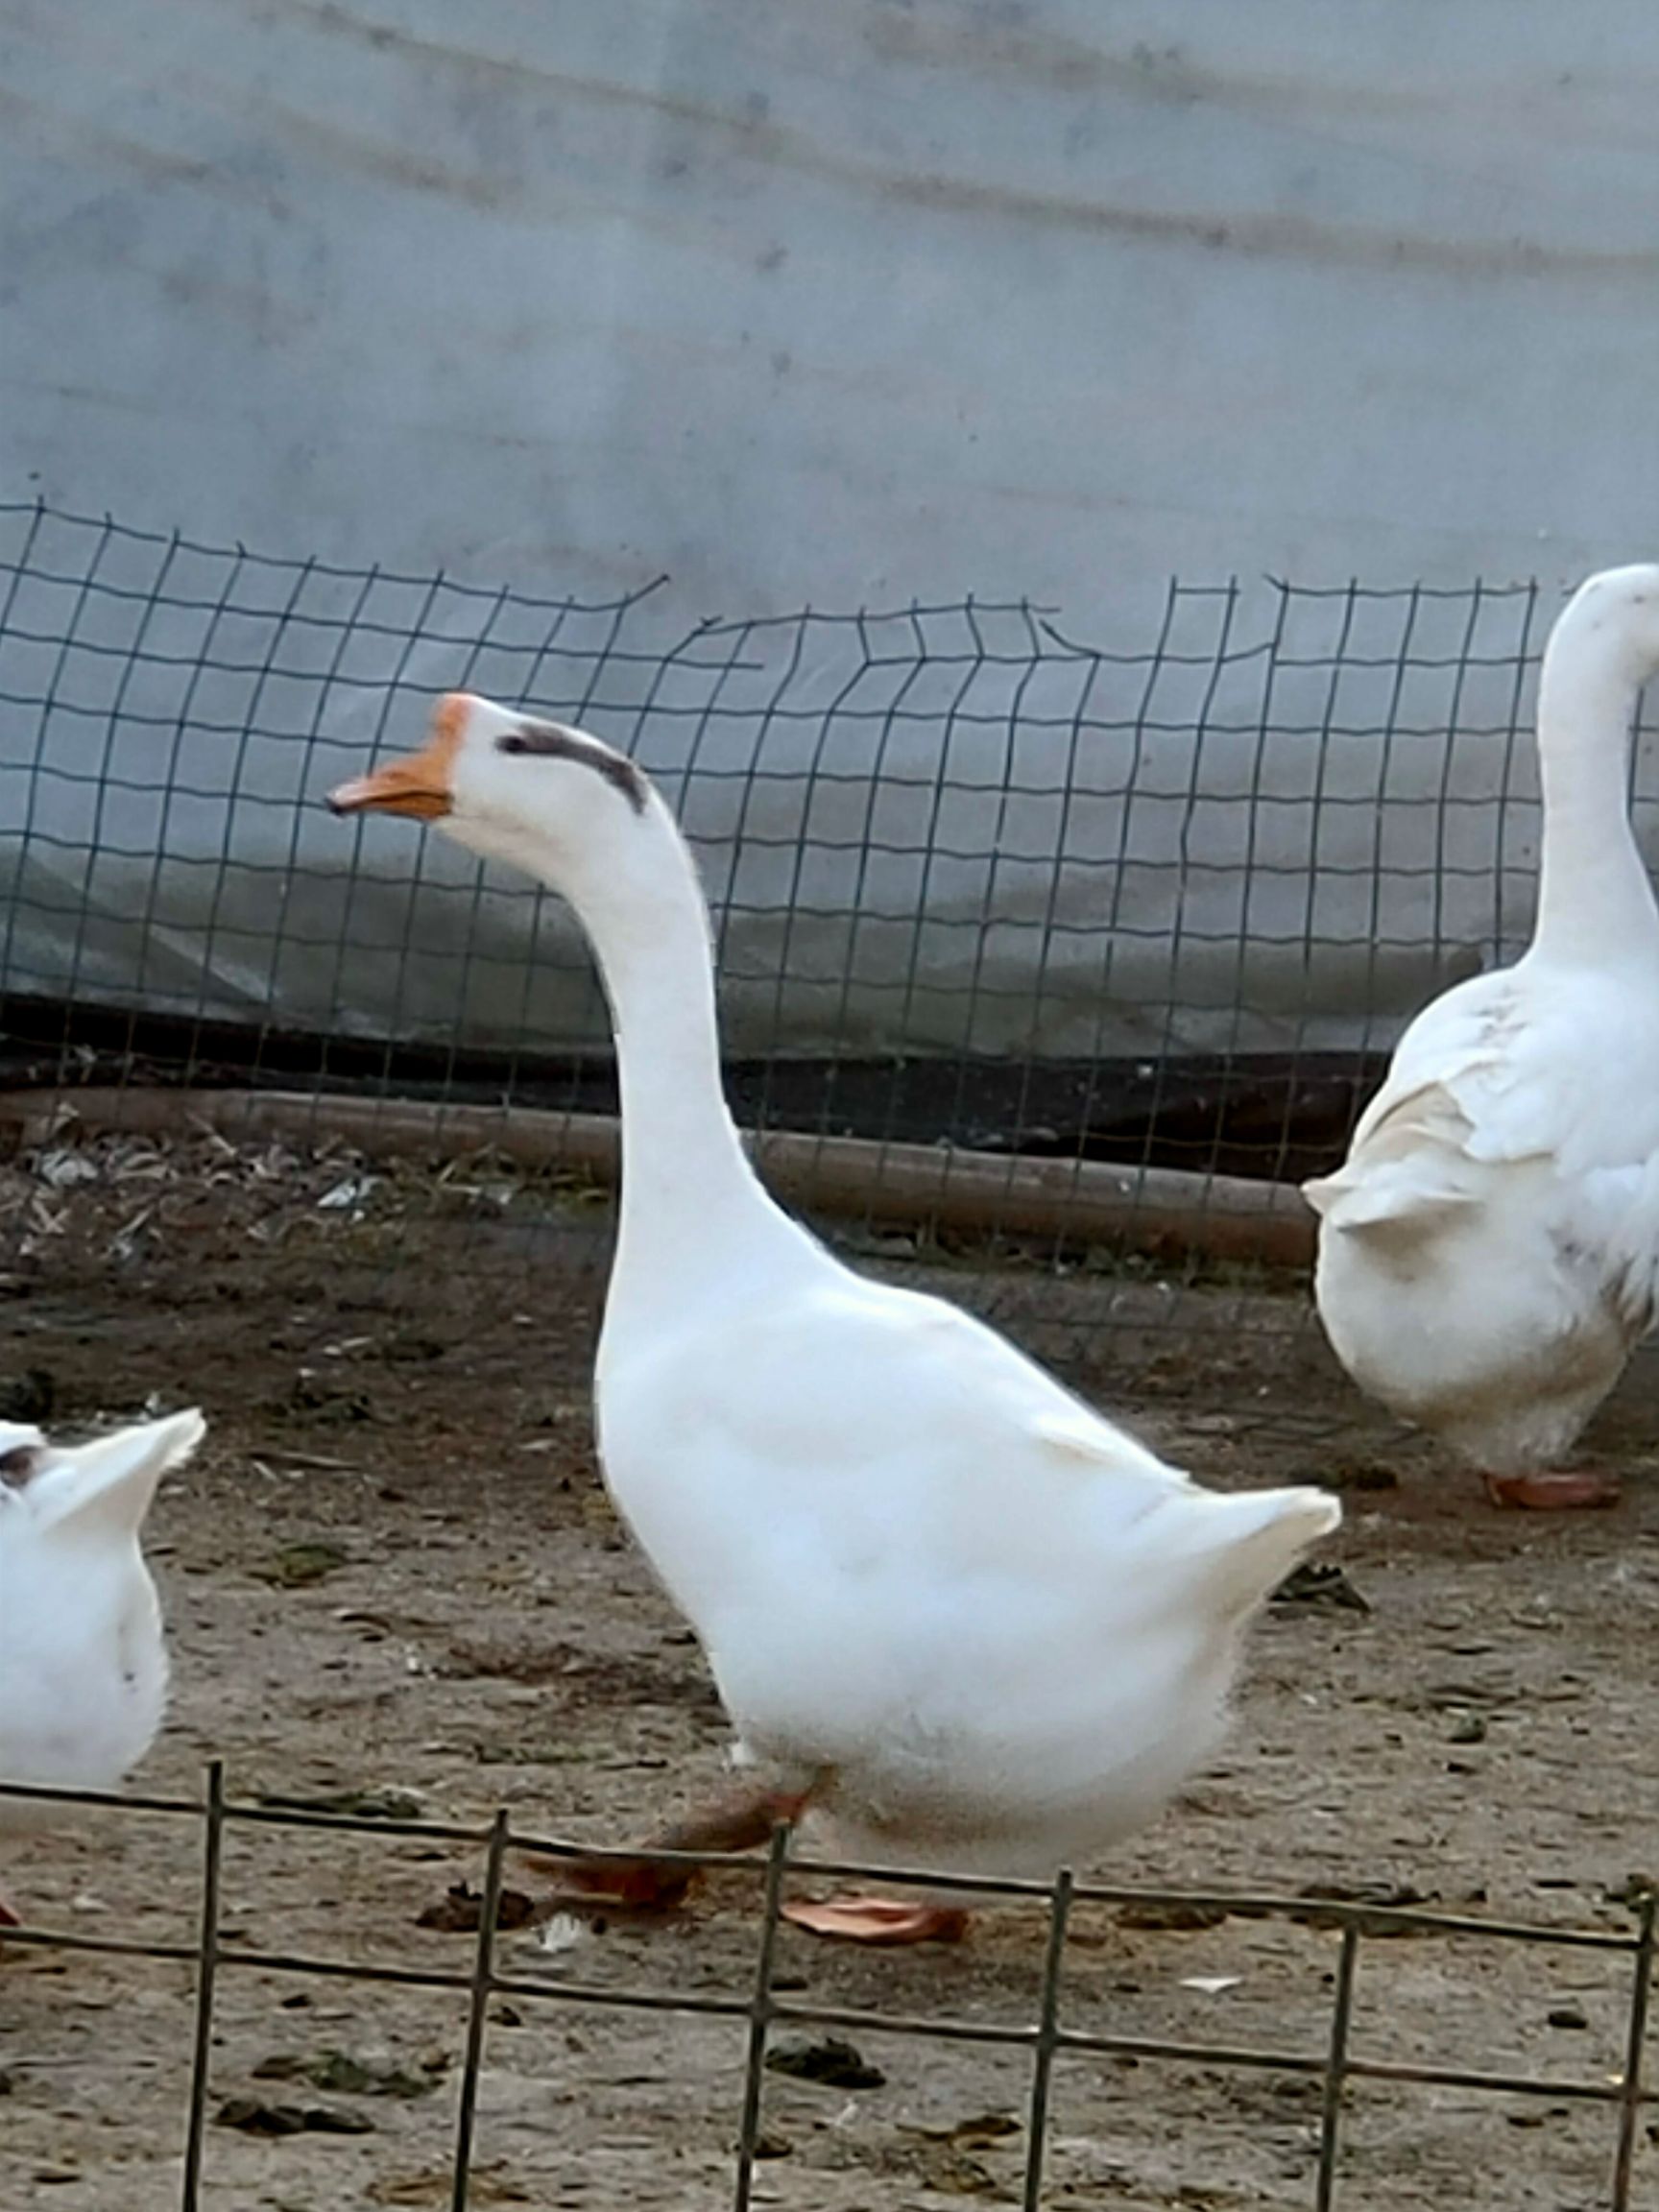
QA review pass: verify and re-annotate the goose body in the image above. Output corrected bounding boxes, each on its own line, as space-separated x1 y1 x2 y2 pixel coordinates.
334 699 1337 1930
1305 565 1659 1503
599 1257 1334 1882
0 1409 204 1911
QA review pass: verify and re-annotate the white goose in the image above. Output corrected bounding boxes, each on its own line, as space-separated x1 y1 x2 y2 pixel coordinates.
333 698 1337 1942
1305 565 1659 1508
0 1407 205 1923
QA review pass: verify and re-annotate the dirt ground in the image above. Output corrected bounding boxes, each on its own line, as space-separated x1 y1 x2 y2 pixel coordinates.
0 1127 1655 2211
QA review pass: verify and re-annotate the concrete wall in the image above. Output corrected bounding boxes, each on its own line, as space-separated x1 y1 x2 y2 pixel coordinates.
5 2 1659 1061
10 1 1659 613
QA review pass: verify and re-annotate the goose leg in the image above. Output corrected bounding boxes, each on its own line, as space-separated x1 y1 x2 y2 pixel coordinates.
527 1787 812 1911
1482 1469 1621 1510
0 1884 19 1931
781 1897 971 1944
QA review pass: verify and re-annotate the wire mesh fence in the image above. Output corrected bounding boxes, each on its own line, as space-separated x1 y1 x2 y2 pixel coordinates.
7 499 1659 1377
3 1770 1652 2211
2 510 1657 2208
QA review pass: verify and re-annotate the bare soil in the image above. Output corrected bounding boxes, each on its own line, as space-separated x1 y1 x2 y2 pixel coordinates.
0 1129 1655 2211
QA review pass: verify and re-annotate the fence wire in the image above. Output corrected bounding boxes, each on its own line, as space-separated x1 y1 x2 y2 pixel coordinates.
2 1771 1652 2211
7 500 1659 1376
2 510 1657 2208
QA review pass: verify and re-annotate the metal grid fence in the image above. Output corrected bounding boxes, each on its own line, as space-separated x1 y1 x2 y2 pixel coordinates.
5 500 1657 1362
3 514 1657 2207
3 1769 1652 2212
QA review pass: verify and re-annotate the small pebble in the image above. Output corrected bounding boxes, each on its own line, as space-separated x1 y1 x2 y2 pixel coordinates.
1118 1900 1229 1933
212 2096 376 2136
1269 1562 1372 1613
765 2036 884 2089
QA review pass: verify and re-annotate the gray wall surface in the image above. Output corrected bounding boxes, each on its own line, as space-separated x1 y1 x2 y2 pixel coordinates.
5 2 1659 1062
9 0 1659 610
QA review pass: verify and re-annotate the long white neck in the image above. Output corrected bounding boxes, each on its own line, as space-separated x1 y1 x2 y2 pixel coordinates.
1531 600 1659 967
504 797 809 1316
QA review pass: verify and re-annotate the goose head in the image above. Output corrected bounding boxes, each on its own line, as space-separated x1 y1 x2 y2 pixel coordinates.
329 692 658 900
1550 564 1659 691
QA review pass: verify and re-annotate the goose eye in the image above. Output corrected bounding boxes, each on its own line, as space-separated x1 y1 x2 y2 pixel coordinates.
0 1446 39 1484
497 732 530 757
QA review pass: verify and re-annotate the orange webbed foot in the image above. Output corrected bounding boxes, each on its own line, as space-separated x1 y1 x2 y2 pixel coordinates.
1482 1469 1621 1510
782 1896 971 1945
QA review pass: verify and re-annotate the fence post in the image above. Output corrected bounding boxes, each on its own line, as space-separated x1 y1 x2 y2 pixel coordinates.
1021 1866 1074 2212
1611 1887 1656 2211
180 1760 227 2212
449 1805 510 2212
732 1822 792 2212
1314 1923 1361 2212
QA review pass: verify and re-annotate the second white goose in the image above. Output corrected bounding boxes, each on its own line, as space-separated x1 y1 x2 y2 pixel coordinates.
1305 565 1659 1507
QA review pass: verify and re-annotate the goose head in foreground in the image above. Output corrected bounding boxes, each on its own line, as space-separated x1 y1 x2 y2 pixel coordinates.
1304 565 1659 1509
0 1407 206 1925
333 698 1338 1944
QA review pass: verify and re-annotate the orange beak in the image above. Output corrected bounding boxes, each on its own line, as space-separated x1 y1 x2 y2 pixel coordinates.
328 696 468 821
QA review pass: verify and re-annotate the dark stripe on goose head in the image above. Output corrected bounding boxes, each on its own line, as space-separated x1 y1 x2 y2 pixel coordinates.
495 719 648 816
